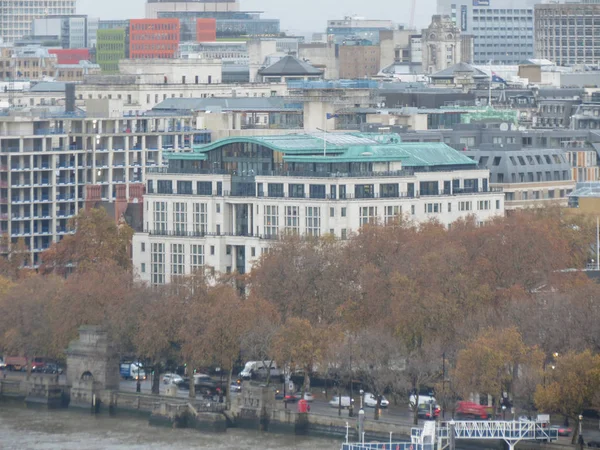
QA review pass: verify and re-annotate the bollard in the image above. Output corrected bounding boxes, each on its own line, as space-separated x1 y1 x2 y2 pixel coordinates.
358 408 365 443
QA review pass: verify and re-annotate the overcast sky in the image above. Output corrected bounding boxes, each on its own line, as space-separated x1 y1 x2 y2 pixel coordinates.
77 0 435 34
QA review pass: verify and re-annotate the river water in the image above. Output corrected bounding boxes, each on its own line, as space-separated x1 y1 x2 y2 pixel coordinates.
0 404 341 450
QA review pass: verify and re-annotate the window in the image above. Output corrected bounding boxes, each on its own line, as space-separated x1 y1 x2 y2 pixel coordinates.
411 205 415 215
177 181 192 195
341 229 347 240
216 203 221 213
477 200 491 210
226 245 231 255
141 263 146 273
141 242 146 252
264 205 279 237
306 207 321 236
459 201 472 211
251 247 256 257
197 181 212 196
341 207 347 217
171 243 185 276
424 203 442 213
459 137 476 147
360 206 377 226
385 205 401 223
285 206 300 234
309 184 326 199
173 202 187 234
157 180 172 194
268 183 284 197
492 137 503 144
153 201 167 233
381 183 399 198
151 243 165 285
210 245 215 255
355 184 375 199
193 203 207 234
497 173 504 183
330 207 335 217
492 157 502 166
190 244 204 273
448 202 452 212
289 184 305 198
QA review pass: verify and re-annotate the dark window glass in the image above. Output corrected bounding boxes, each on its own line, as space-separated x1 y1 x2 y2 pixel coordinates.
289 184 305 198
309 184 326 199
380 183 399 198
157 180 172 194
197 181 212 196
268 183 284 197
177 180 192 195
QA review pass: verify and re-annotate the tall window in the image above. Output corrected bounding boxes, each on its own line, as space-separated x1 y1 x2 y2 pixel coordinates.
153 201 167 233
171 243 184 276
264 205 279 237
190 244 204 273
151 243 165 285
306 206 321 236
193 203 207 235
284 206 300 234
360 206 377 226
384 205 401 223
173 202 187 235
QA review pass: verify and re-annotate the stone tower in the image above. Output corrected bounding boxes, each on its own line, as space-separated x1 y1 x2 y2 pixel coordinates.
421 15 462 74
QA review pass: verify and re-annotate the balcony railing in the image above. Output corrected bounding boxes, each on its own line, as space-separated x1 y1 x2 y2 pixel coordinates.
144 229 279 240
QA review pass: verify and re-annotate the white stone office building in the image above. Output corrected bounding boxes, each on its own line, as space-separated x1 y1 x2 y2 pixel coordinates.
132 133 505 284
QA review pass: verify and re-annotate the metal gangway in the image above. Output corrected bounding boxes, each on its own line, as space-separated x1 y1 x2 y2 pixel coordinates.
342 419 558 450
432 419 558 450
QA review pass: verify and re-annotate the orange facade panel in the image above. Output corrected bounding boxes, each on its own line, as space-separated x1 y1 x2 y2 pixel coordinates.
129 19 180 59
196 18 217 42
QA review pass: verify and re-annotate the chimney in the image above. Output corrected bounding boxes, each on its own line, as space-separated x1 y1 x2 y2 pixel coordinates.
65 83 76 113
115 184 128 222
85 185 102 210
129 183 145 203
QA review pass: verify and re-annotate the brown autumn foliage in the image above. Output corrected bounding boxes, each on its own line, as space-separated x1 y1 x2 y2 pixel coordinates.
0 205 599 413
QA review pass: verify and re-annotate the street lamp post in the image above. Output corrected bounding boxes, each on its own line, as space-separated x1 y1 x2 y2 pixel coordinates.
579 414 583 437
360 389 364 409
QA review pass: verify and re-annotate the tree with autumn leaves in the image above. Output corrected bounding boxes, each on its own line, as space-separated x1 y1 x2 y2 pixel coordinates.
0 203 599 425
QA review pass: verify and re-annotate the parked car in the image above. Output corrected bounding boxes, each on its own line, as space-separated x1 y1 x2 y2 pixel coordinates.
41 363 63 374
363 393 389 408
175 373 216 391
588 441 600 448
455 401 489 420
417 403 441 419
329 396 354 409
162 373 183 385
550 425 572 437
0 357 5 369
283 393 300 403
409 393 436 408
303 392 314 402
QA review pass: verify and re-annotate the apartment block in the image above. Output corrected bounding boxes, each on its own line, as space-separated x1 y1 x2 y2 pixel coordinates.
0 99 210 267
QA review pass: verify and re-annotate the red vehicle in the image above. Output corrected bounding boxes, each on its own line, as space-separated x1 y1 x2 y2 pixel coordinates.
4 356 47 372
455 401 489 420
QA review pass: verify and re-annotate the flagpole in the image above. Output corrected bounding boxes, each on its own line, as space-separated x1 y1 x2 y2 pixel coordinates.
488 60 492 108
324 115 327 156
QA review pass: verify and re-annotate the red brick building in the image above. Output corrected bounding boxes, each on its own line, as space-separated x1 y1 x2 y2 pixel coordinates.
49 48 90 65
129 19 180 59
196 18 217 42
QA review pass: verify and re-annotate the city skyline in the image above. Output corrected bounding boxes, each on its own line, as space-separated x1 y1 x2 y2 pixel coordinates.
77 0 435 33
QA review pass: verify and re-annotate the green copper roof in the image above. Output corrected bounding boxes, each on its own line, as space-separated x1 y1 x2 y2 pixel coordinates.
176 133 476 167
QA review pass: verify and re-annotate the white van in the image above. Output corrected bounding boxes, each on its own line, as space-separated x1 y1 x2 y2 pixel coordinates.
239 361 280 379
